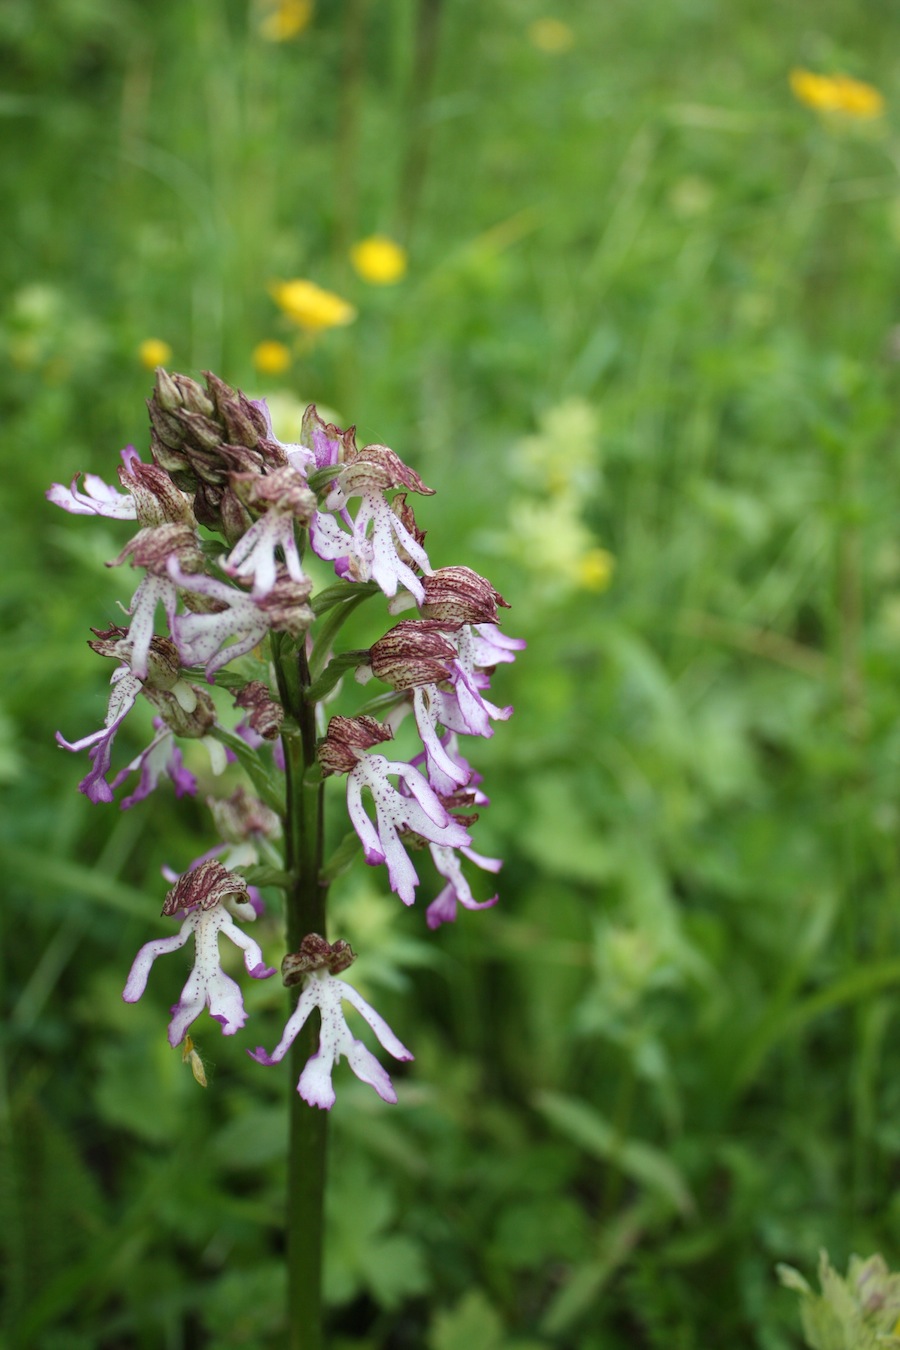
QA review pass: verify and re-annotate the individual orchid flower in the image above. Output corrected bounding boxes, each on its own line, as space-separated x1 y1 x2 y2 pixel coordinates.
249 935 413 1109
367 618 514 792
46 446 142 519
346 753 471 904
123 860 276 1047
310 504 431 602
411 623 525 777
109 695 228 810
109 523 205 679
310 443 434 601
57 627 216 805
319 716 471 905
167 558 313 679
424 620 525 753
223 467 316 597
111 716 199 810
416 577 524 776
55 665 142 804
48 444 196 526
425 843 502 930
366 620 471 792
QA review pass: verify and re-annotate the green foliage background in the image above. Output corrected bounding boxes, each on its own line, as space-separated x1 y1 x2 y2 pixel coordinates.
4 0 900 1345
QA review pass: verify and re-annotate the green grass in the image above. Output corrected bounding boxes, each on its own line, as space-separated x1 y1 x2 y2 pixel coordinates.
5 0 900 1345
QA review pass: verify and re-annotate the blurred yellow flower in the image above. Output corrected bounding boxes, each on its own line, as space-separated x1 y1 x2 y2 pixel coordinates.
349 235 408 285
528 18 575 54
270 279 357 333
138 338 173 369
259 0 312 41
573 547 615 593
253 340 292 374
789 68 884 119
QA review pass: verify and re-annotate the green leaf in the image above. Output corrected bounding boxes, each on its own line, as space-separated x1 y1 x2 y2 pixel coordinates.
535 1092 694 1215
430 1291 506 1350
209 727 284 813
304 648 371 702
320 829 363 884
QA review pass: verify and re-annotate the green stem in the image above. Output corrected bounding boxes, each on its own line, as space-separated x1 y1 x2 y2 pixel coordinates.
273 636 329 1350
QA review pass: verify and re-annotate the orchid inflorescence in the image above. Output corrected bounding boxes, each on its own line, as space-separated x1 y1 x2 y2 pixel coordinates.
50 369 523 1108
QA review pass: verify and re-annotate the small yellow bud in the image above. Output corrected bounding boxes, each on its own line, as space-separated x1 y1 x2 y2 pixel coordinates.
575 547 614 592
269 279 357 333
259 0 312 41
252 339 292 375
349 235 408 286
528 18 575 54
138 338 173 370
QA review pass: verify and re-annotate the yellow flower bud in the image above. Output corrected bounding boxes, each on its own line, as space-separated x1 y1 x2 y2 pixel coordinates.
259 0 312 41
138 338 173 370
528 18 574 53
575 547 615 593
252 340 292 375
349 235 408 285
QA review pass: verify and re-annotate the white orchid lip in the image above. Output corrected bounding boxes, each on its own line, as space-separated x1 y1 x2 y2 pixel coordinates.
249 965 413 1110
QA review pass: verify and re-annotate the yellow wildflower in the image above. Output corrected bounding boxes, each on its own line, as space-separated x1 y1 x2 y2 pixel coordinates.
259 0 312 41
528 18 575 54
350 235 408 285
138 338 173 369
573 547 615 592
789 68 884 119
253 339 292 375
269 279 357 333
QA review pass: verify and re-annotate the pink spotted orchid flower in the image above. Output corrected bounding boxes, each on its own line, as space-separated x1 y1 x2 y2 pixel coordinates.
123 860 276 1047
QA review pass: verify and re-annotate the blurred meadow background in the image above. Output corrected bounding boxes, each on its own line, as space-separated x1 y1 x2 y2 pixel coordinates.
5 0 900 1345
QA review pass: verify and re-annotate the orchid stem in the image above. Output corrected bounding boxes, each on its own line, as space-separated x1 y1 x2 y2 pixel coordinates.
275 637 329 1350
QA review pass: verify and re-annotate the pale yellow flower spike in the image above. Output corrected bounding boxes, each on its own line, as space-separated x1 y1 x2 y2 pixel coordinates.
575 547 615 593
182 1035 208 1088
350 235 408 286
259 0 312 42
253 340 292 375
138 338 173 370
269 279 357 333
789 68 885 120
